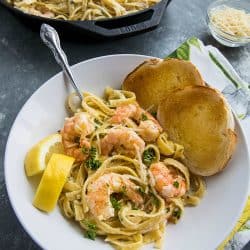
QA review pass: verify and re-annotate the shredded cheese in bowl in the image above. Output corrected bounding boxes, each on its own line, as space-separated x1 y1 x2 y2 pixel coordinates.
209 5 250 38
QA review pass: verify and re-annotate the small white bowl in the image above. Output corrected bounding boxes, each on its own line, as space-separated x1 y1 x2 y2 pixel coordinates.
207 0 250 47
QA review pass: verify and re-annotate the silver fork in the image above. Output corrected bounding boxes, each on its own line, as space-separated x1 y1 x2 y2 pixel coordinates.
40 23 83 101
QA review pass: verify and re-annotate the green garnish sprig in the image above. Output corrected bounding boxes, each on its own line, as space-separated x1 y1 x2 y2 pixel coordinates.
110 196 121 211
142 148 156 166
141 113 148 121
83 220 97 240
151 111 157 118
172 208 181 219
86 147 101 170
173 181 179 188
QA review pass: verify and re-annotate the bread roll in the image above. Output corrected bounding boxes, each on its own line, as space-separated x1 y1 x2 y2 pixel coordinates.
157 86 236 176
122 58 205 111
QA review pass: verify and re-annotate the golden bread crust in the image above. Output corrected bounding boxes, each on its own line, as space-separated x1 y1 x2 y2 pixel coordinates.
122 58 205 111
157 86 237 176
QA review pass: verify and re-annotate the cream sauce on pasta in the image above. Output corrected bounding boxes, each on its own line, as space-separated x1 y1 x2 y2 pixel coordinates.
59 87 205 249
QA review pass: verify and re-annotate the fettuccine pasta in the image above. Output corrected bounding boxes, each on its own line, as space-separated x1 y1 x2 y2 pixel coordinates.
7 0 160 20
50 88 205 250
56 87 205 250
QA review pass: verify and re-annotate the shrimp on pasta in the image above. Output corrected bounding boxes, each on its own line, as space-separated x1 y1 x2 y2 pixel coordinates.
61 112 94 162
110 103 162 142
86 173 144 220
54 87 205 249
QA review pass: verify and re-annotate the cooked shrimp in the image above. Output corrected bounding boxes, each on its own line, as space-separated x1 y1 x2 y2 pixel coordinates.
138 119 162 142
150 162 187 200
86 173 143 220
61 112 95 162
100 128 145 157
110 103 162 142
110 104 141 123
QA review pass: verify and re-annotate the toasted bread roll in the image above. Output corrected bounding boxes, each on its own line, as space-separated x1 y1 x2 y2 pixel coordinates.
157 86 236 176
122 58 205 111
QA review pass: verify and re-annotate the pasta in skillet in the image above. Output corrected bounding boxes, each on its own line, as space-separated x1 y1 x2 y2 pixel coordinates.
7 0 160 20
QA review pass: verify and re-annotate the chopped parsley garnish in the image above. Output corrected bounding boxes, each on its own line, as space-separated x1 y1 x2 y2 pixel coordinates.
152 196 160 207
142 148 156 166
86 147 101 170
173 181 179 188
172 208 181 219
137 187 145 197
82 147 89 154
83 220 97 240
141 113 148 121
85 230 96 240
86 158 101 170
89 147 97 158
110 196 121 211
151 111 157 118
166 207 170 213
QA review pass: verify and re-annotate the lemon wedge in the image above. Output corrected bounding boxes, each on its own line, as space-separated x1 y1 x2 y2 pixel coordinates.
25 133 64 176
33 153 74 212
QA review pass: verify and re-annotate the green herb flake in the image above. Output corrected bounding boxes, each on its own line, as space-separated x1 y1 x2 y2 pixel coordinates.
173 181 179 188
142 148 156 166
166 207 170 213
151 111 157 118
83 220 96 230
141 113 148 121
137 187 145 196
83 221 97 240
82 147 89 154
152 196 160 207
110 196 121 211
86 158 101 170
85 230 96 240
172 208 181 219
86 147 101 170
89 147 97 158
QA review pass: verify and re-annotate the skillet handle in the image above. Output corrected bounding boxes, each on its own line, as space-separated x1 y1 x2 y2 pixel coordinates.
71 0 171 38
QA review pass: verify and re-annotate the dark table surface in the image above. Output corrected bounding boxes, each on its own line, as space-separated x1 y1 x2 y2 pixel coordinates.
0 0 250 249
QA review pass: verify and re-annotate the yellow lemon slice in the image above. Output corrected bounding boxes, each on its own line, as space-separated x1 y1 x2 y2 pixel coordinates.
25 133 64 176
33 153 74 212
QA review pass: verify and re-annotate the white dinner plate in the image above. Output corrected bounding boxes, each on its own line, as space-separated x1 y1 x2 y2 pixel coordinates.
4 54 250 250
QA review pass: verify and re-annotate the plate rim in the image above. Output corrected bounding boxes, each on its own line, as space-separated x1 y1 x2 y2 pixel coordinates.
4 54 250 250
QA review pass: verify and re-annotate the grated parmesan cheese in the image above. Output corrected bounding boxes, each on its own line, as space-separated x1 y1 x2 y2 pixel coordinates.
210 5 250 37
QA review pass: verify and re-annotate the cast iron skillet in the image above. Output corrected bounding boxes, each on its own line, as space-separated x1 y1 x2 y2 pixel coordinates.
0 0 171 38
